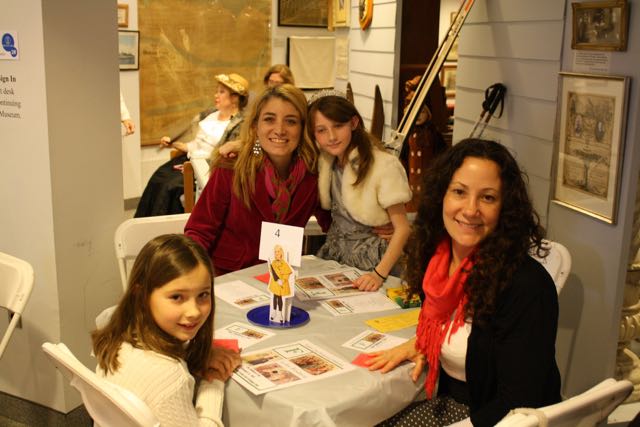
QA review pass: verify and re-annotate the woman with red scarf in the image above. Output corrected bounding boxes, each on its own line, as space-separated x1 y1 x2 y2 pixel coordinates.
185 84 330 275
368 139 561 427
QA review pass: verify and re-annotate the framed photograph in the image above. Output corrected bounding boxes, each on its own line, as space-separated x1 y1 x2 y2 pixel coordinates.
278 0 328 28
332 0 350 28
552 72 630 224
117 4 129 28
572 0 629 51
118 30 139 71
440 63 457 97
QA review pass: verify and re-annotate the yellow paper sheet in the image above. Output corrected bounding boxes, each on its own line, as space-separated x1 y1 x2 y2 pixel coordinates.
365 309 420 333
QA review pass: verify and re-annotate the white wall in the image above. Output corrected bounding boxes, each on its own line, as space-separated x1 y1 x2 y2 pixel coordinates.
0 0 124 412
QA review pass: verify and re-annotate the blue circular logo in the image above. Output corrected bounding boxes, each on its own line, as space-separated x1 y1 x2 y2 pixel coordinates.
2 33 17 57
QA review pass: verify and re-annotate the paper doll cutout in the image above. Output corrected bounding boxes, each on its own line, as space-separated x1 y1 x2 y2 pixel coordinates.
268 245 295 324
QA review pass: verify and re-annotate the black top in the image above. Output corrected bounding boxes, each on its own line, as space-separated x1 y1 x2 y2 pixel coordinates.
466 255 562 426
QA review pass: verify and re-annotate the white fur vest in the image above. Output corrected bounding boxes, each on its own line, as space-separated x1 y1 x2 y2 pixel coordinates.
317 147 412 226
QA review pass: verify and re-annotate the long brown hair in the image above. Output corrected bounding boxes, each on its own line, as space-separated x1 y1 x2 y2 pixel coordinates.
92 234 214 377
307 95 383 186
231 84 318 208
405 139 547 322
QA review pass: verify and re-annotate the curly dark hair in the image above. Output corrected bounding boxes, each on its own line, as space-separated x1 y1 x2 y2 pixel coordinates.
405 138 547 322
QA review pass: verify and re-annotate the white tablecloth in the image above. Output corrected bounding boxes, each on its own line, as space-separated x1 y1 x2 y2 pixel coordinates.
215 256 423 427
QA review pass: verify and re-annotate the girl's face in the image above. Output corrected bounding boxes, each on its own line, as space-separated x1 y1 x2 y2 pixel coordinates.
274 246 284 260
149 263 212 342
442 157 502 262
267 72 285 87
255 97 302 166
313 111 358 164
214 84 235 111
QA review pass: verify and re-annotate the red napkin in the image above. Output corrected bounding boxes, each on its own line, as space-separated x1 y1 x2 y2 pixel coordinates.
254 272 270 284
212 339 240 352
352 353 375 367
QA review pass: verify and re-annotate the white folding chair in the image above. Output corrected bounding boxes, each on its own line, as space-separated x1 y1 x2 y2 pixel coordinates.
115 213 191 291
531 239 572 295
495 378 632 427
0 252 34 359
42 342 159 427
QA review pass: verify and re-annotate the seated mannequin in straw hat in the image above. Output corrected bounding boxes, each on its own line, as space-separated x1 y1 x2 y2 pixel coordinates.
135 73 249 218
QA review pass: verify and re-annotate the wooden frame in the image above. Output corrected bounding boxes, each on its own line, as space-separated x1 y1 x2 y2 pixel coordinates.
118 30 139 71
572 0 629 51
117 4 129 28
552 72 630 224
358 0 373 30
278 0 328 28
332 0 350 28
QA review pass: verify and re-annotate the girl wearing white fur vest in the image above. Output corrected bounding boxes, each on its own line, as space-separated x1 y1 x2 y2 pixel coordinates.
308 94 412 291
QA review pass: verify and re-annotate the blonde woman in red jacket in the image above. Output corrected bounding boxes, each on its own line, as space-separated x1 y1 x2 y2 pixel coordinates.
185 85 330 275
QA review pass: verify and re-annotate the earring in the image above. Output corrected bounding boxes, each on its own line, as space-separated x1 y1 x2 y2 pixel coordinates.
252 139 262 156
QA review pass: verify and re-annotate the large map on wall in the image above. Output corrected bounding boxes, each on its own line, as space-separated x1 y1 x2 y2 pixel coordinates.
139 0 271 145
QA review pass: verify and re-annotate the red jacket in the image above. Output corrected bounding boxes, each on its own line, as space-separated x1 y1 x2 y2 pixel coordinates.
185 163 330 274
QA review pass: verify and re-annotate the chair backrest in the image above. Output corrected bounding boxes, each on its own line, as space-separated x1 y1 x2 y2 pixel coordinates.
495 378 632 427
0 252 34 358
115 213 190 291
530 239 572 295
42 342 159 427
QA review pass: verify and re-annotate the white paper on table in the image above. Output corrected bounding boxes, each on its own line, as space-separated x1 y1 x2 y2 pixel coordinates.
216 280 270 309
320 293 400 316
295 268 363 301
342 330 408 352
232 339 355 395
215 322 275 350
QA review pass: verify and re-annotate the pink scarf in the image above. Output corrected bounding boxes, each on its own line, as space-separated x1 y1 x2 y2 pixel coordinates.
263 156 306 222
415 238 473 398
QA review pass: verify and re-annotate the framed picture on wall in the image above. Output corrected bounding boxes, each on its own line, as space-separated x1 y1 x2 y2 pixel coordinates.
117 4 129 28
332 0 350 28
118 30 139 71
278 0 328 27
440 63 457 97
572 0 629 51
551 72 630 224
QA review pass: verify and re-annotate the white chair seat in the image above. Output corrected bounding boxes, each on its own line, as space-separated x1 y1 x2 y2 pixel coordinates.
42 342 159 427
495 378 632 427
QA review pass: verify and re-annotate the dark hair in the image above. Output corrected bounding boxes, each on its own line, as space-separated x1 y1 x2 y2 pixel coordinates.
92 234 214 378
307 95 382 186
405 138 546 321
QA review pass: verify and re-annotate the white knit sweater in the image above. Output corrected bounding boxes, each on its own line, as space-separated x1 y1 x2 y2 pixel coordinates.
97 342 224 427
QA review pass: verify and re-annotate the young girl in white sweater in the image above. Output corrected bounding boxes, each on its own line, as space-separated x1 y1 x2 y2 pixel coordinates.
308 94 412 291
92 234 238 426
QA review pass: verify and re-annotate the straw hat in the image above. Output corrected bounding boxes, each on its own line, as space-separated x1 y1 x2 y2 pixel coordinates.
215 73 249 96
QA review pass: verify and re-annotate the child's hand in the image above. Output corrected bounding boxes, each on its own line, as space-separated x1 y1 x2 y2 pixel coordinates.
354 272 383 291
204 347 241 382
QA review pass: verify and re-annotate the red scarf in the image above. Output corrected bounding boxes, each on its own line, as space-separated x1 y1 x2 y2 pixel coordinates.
263 156 306 222
415 238 473 398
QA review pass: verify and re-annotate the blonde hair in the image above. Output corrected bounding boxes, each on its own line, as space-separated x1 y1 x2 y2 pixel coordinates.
232 84 318 208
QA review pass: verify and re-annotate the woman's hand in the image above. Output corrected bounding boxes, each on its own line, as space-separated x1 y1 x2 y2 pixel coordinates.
160 136 172 147
353 271 383 291
366 337 425 382
218 139 243 158
204 347 242 382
